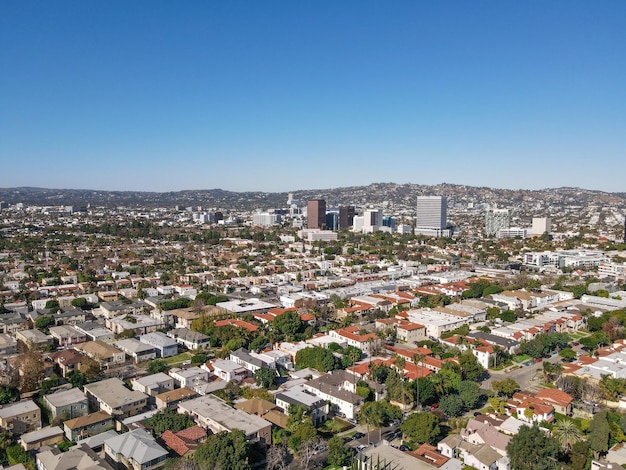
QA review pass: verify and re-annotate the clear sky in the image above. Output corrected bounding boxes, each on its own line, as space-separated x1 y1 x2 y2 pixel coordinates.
1 1 624 193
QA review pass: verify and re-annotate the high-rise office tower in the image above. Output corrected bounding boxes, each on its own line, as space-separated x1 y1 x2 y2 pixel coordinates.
485 208 510 236
416 196 447 230
325 212 339 231
307 199 326 229
532 217 552 236
339 206 355 230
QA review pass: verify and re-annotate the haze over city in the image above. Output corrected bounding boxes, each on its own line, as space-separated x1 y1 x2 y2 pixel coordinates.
1 1 625 192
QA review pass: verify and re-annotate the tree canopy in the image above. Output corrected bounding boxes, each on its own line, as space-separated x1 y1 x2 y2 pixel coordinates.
295 346 338 372
193 430 250 470
254 367 276 389
147 408 195 435
506 425 560 470
400 412 440 444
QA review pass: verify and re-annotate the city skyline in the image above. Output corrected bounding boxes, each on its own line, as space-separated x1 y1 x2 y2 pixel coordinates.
1 1 625 193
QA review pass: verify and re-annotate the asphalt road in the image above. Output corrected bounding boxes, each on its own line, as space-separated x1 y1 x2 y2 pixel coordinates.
482 352 564 392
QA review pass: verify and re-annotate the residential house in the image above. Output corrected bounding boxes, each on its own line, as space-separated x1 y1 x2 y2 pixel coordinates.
328 326 382 356
211 359 248 383
43 388 88 420
0 333 17 356
99 300 147 319
166 309 200 330
131 373 175 397
19 426 64 451
166 327 210 350
159 426 207 457
534 389 574 416
48 348 85 377
461 418 511 456
396 321 428 343
168 367 209 388
15 329 54 351
275 385 329 425
63 411 115 441
75 340 126 369
48 325 87 347
506 391 555 424
105 315 164 336
303 370 363 419
138 332 178 358
104 428 168 470
154 388 198 410
178 395 272 446
0 313 28 334
114 339 157 363
438 434 509 470
74 322 115 341
0 400 41 434
229 348 273 374
84 378 148 418
36 443 112 470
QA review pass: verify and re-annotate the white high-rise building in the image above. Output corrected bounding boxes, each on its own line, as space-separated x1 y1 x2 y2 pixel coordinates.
363 209 383 233
532 217 552 235
415 196 449 237
252 212 282 227
485 208 510 236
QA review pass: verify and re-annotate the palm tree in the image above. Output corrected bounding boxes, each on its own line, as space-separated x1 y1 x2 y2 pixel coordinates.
412 352 426 409
552 419 583 453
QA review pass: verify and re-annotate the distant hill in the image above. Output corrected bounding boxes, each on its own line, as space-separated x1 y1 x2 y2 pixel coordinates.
0 184 624 211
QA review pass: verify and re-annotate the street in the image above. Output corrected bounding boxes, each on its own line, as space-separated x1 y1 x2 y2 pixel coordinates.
482 352 563 392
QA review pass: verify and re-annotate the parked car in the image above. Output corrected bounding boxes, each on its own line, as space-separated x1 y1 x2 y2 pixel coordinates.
352 432 365 440
430 403 439 410
399 445 409 452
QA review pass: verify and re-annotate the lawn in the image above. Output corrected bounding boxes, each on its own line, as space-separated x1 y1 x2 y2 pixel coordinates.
320 418 354 434
513 354 531 363
569 331 588 340
162 351 194 366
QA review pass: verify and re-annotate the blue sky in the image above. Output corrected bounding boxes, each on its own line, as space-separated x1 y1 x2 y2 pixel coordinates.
1 1 624 192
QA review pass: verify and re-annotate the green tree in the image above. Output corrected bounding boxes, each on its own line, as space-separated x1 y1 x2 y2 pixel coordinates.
458 381 481 410
148 359 170 374
492 379 520 397
193 430 250 470
67 370 88 389
44 300 60 311
273 311 301 340
148 408 195 435
326 436 353 467
0 386 19 405
589 411 610 459
254 367 276 389
559 348 577 362
40 374 60 396
34 315 55 332
191 352 208 365
288 422 318 453
552 419 583 453
400 412 440 444
458 350 485 381
439 394 465 417
341 346 363 368
295 346 338 372
506 425 560 470
71 297 88 309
